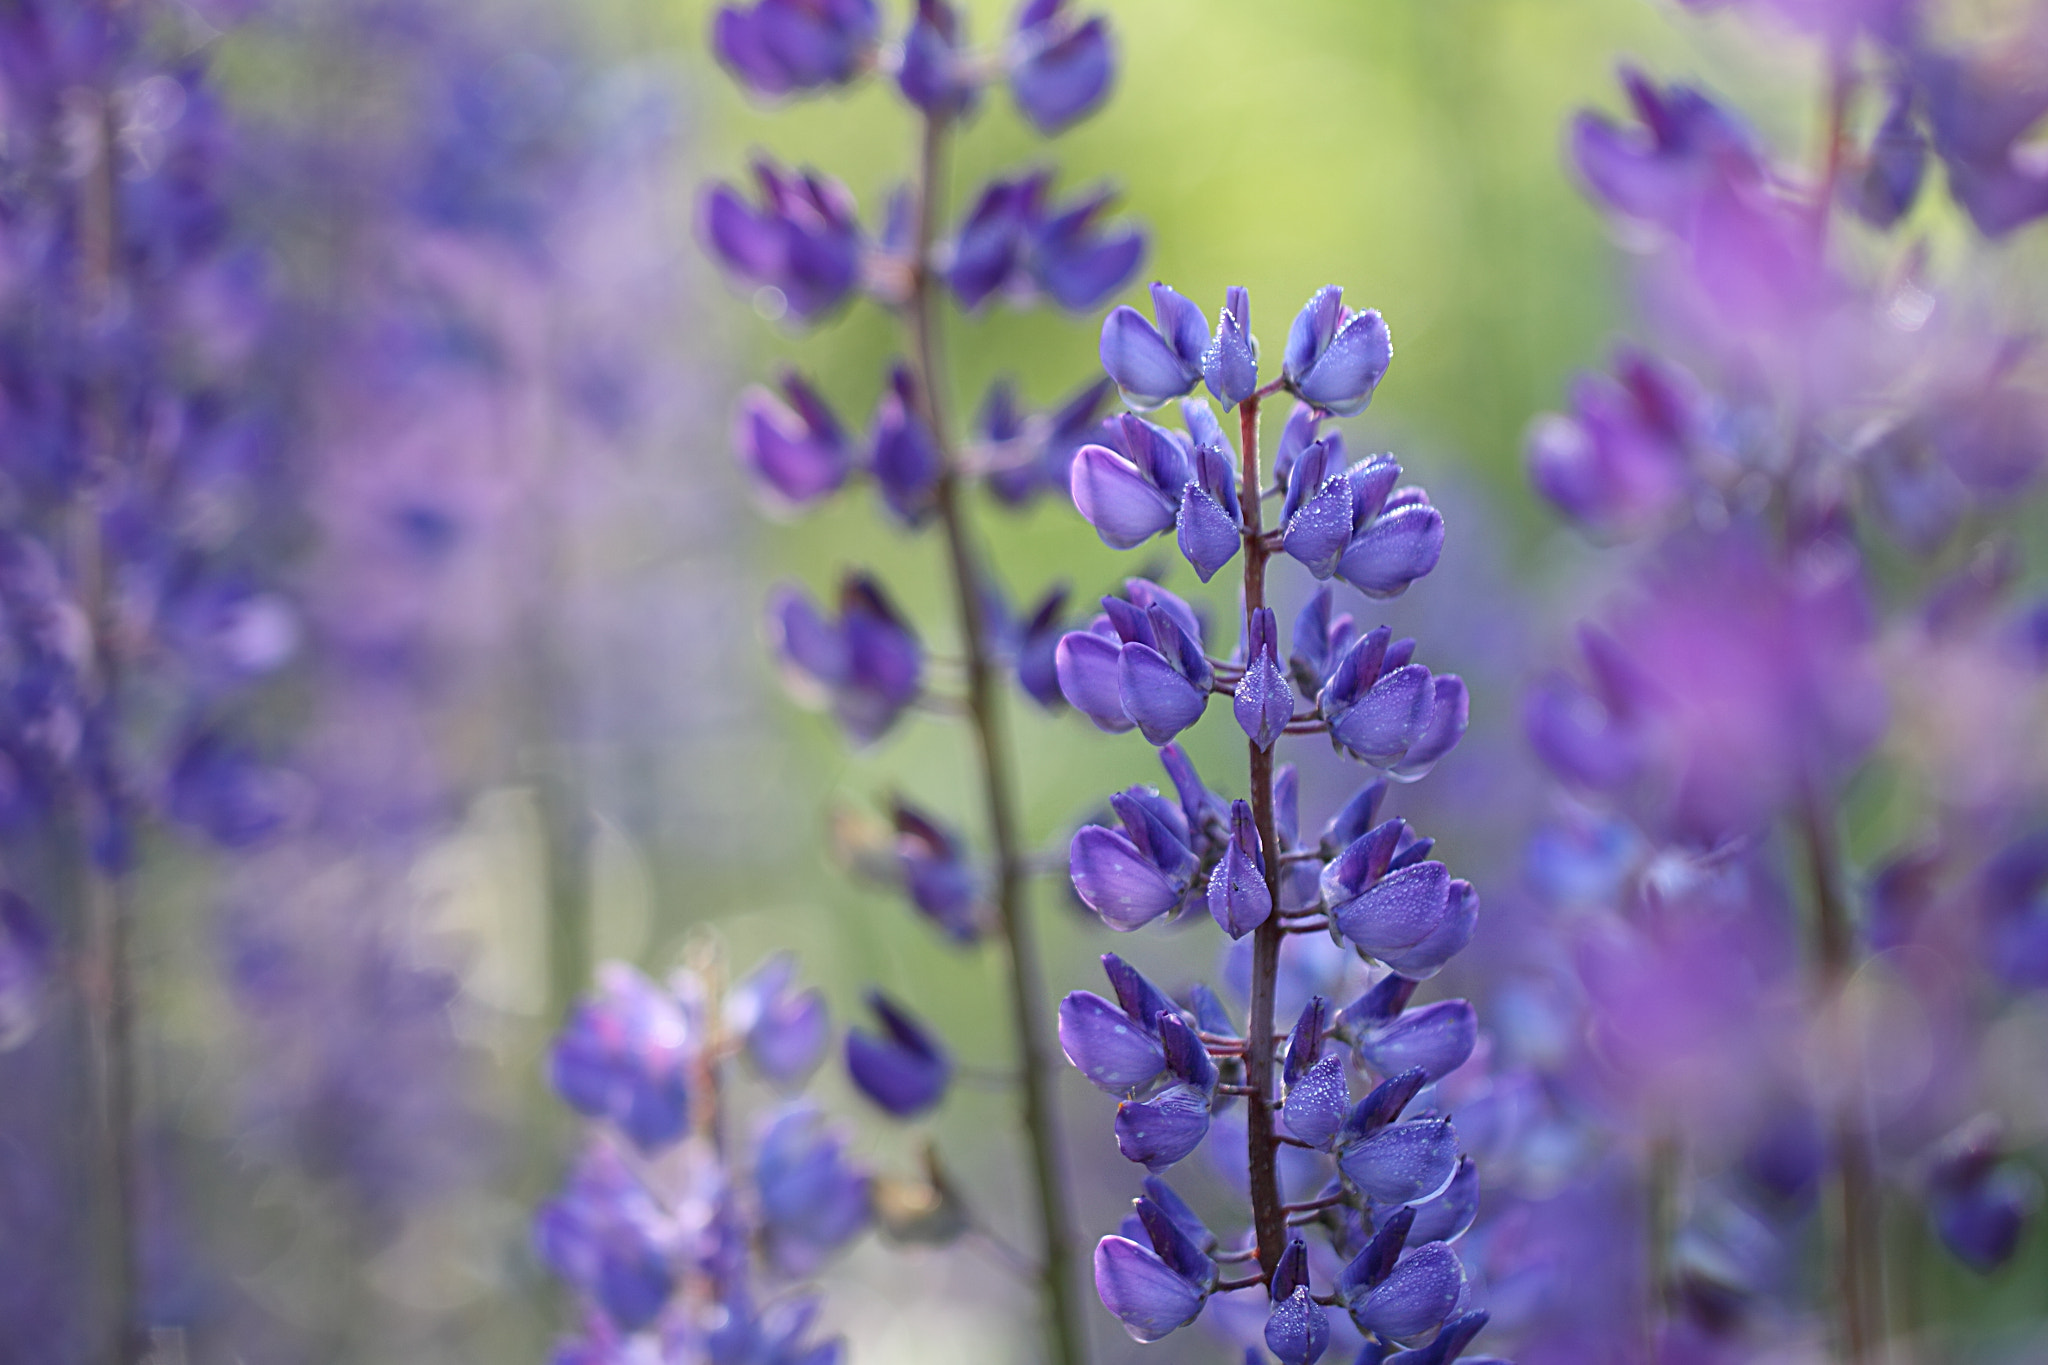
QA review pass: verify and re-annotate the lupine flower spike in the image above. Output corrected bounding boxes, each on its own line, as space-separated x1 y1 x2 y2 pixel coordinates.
1057 283 1495 1364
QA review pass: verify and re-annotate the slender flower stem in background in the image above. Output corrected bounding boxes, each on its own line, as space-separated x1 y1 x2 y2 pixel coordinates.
904 109 1084 1365
1645 1132 1680 1362
77 91 142 1365
1812 37 1857 249
1235 394 1287 1277
1806 48 1878 1362
1801 792 1881 1365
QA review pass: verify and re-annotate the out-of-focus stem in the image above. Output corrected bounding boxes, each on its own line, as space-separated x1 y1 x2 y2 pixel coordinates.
904 111 1084 1365
1645 1132 1680 1361
78 90 143 1365
1812 37 1856 248
1798 43 1880 1360
1237 395 1287 1276
1801 793 1881 1364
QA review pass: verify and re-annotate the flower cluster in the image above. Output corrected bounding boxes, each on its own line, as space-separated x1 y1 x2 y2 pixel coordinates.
1506 1 2048 1358
1056 283 1506 1365
703 2 1141 1359
0 0 693 1355
538 955 862 1361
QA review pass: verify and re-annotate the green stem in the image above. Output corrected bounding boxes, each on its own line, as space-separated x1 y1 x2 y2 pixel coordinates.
904 111 1085 1365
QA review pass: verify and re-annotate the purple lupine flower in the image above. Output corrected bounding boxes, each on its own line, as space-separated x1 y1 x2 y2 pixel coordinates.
1068 785 1201 930
1406 1157 1480 1245
1922 358 2048 498
767 574 922 744
1315 632 1456 773
982 374 1116 506
1274 401 1330 489
1009 0 1113 134
1977 829 2048 989
735 371 853 510
1924 1119 2041 1273
1852 84 1928 229
1322 837 1477 980
1114 1014 1218 1170
1338 1098 1460 1207
1338 492 1446 601
1917 45 2048 238
1094 1232 1210 1342
700 159 863 320
1283 1053 1350 1150
1278 440 1371 580
1203 286 1261 408
1235 608 1294 750
1010 584 1072 708
535 1141 679 1332
1101 283 1208 409
869 365 943 526
888 797 984 942
1054 578 1213 743
1339 1209 1467 1343
1029 181 1147 310
1282 286 1392 417
549 964 694 1153
1570 68 1763 231
725 954 831 1087
1265 1285 1330 1365
1069 413 1192 549
1209 799 1275 938
844 990 951 1117
1118 610 1213 746
1525 349 1702 538
1383 1309 1497 1365
949 173 1144 312
543 957 856 1356
1060 987 1169 1091
1355 1246 1466 1345
1353 998 1477 1084
898 0 979 118
949 176 1043 308
1533 529 1883 843
0 891 50 1050
712 0 880 98
756 1105 875 1274
1179 433 1244 582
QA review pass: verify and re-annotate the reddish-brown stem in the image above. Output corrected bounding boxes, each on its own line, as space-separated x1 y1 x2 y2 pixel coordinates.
905 112 1084 1365
1803 44 1880 1365
1803 791 1881 1364
1238 393 1288 1279
1812 39 1857 250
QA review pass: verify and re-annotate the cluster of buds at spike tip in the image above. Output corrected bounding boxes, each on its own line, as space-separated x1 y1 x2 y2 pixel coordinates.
538 956 864 1356
1076 288 1441 597
1049 280 1503 1364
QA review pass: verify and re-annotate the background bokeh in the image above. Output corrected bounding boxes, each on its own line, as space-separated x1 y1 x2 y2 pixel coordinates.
12 0 2048 1360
